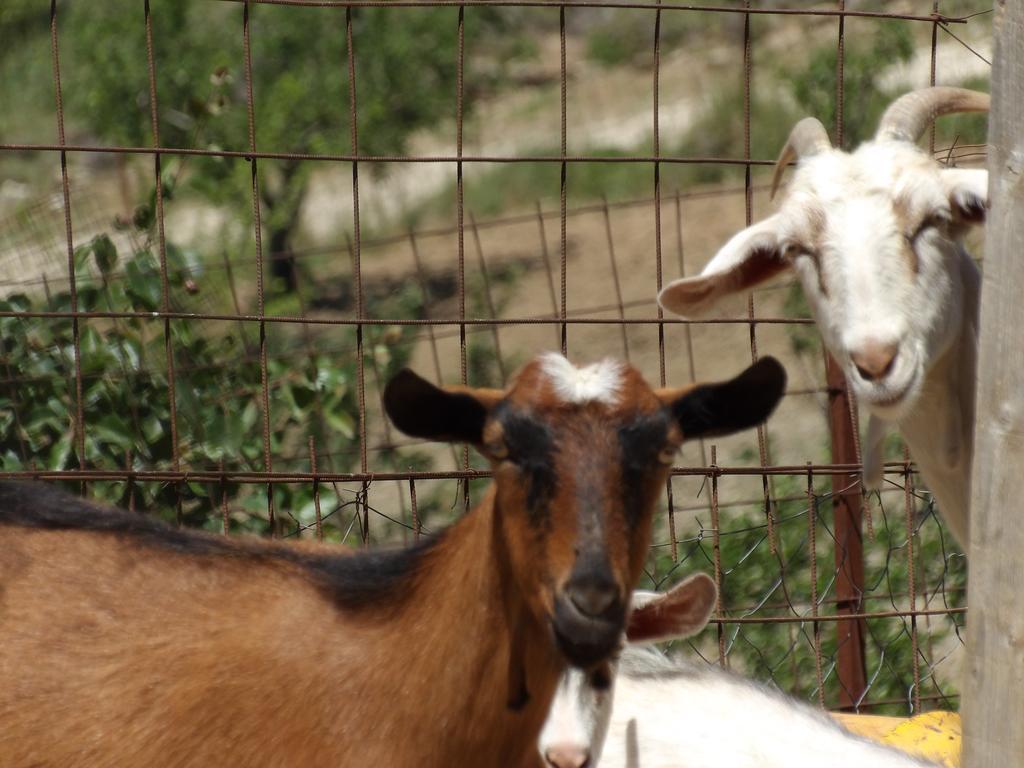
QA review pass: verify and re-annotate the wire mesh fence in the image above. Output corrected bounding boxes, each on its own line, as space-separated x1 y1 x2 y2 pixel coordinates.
0 0 992 718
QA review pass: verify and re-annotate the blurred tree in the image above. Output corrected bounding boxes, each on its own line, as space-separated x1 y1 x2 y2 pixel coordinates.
790 23 914 147
53 1 503 291
0 231 425 537
0 0 51 45
647 471 966 714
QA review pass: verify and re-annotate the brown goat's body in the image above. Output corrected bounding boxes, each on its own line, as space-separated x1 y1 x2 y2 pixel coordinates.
0 355 787 767
0 487 560 768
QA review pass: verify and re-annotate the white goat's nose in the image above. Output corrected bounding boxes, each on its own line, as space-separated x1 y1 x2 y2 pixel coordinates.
544 744 591 768
850 340 898 382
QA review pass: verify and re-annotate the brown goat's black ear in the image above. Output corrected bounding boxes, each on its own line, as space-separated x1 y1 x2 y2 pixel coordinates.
383 369 503 445
665 357 786 440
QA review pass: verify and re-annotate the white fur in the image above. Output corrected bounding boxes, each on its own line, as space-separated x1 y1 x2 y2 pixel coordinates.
658 105 986 547
789 144 981 548
539 353 625 406
541 646 941 768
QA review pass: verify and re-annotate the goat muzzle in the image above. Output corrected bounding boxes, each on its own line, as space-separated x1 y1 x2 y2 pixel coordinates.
552 593 625 669
544 744 591 768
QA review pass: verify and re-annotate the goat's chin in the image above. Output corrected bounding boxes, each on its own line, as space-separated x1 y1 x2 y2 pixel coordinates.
551 599 623 669
850 365 922 421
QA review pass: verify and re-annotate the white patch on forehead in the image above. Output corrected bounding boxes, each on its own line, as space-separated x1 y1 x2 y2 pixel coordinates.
539 353 624 406
794 143 934 207
854 141 937 191
792 152 855 203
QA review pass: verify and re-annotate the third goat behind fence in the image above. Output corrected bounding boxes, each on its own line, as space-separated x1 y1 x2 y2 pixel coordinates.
659 86 990 548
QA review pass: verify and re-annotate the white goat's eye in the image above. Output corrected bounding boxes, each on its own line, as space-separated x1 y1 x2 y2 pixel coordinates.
781 243 801 261
912 212 951 240
785 244 817 265
794 249 828 296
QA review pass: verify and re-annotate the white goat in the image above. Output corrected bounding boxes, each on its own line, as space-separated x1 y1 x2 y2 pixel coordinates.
658 87 989 547
539 577 943 768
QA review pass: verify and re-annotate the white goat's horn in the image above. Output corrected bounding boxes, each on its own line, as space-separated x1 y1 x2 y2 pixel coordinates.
769 117 831 200
875 86 990 144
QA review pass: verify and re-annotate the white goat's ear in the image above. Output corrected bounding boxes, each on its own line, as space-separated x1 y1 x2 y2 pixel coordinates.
625 573 717 645
630 590 660 609
658 214 790 318
941 168 987 225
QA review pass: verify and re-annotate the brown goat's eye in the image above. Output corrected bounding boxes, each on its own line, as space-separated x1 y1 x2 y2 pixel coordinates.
482 421 509 461
486 440 509 461
657 445 677 465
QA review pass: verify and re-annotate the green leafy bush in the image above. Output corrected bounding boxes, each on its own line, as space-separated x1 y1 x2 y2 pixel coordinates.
647 472 965 714
0 231 418 536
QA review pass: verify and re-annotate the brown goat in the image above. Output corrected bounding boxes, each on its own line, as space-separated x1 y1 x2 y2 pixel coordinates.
0 352 785 767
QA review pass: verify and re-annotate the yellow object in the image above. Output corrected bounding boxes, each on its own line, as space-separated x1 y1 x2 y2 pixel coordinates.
830 711 961 767
832 713 904 740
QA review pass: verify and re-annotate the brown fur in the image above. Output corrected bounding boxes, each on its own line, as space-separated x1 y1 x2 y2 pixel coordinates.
0 355 785 768
892 194 923 275
0 498 563 767
800 205 831 296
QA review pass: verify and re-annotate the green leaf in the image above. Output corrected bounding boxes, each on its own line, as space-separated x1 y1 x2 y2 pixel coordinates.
241 400 259 432
92 413 134 451
124 252 162 311
324 409 355 440
3 293 32 313
25 324 54 349
187 481 209 499
49 433 72 470
133 204 154 231
241 493 268 515
316 365 348 397
141 414 165 444
278 382 303 422
297 490 339 525
92 234 118 275
73 242 93 272
0 450 24 471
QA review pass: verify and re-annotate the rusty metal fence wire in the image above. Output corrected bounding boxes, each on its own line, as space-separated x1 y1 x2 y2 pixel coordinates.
0 0 993 718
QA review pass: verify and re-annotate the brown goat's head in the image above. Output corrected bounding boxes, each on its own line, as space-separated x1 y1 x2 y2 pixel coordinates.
384 353 785 669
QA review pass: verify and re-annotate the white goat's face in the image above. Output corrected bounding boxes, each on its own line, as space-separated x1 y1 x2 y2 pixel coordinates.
540 662 616 768
538 574 717 768
773 145 984 417
658 87 988 420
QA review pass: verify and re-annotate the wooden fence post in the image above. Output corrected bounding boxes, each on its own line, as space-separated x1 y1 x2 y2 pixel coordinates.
962 2 1024 766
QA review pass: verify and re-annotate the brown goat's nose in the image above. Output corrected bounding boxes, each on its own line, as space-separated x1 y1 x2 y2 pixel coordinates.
851 341 898 382
567 582 618 618
545 745 591 768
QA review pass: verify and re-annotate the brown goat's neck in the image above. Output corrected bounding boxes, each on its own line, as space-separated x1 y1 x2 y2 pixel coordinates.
0 488 559 768
330 486 562 766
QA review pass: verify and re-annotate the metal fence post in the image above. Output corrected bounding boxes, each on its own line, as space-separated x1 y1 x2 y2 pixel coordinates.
825 353 868 710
